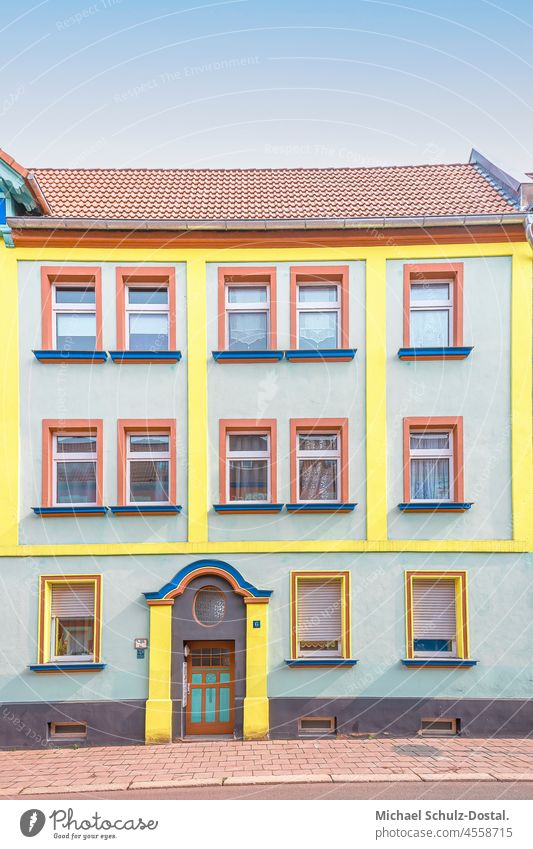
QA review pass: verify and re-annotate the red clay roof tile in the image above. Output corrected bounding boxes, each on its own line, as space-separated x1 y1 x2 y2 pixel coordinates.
27 162 517 221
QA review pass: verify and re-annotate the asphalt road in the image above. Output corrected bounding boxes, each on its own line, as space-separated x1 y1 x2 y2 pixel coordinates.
11 781 533 801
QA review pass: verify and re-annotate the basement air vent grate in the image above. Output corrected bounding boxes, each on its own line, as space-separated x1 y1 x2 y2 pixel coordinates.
298 716 336 736
420 718 459 737
48 721 87 741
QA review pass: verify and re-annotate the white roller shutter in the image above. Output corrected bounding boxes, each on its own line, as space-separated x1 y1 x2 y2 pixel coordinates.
51 583 95 618
297 579 342 642
413 579 456 639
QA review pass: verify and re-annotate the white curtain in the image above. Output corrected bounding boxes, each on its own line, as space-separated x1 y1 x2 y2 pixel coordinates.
411 458 450 500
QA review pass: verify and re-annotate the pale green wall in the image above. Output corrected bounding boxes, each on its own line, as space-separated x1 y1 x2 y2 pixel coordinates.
386 256 512 540
17 261 188 545
0 552 531 703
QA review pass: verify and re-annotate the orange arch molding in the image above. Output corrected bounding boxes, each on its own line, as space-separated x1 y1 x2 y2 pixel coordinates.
144 559 272 605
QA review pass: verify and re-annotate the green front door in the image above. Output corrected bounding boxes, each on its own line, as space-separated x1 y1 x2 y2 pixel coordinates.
186 642 234 735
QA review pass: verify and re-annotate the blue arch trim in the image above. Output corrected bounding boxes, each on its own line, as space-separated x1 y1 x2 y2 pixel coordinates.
144 558 273 601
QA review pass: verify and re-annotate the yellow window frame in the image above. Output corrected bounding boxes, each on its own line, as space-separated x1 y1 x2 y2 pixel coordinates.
405 570 469 660
290 570 351 660
37 574 103 664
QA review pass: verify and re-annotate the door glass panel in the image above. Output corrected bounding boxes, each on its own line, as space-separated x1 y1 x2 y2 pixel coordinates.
219 688 230 722
190 687 202 723
205 688 216 723
205 672 217 683
191 673 202 683
220 673 230 683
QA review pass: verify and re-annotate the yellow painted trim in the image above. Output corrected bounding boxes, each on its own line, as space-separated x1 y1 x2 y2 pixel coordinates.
186 258 208 543
4 539 528 557
243 601 269 739
1 241 530 556
511 248 533 543
0 245 19 546
145 602 173 744
365 255 387 539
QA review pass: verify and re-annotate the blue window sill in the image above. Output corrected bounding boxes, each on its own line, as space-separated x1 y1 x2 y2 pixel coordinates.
398 347 473 361
109 351 182 363
29 663 106 673
213 503 284 514
33 350 108 363
32 506 108 517
212 350 284 363
285 659 358 668
285 348 357 362
398 502 473 513
286 502 357 513
109 505 182 515
401 659 477 668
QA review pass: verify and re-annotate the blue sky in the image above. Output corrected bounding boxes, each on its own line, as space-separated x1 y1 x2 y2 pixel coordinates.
1 0 532 171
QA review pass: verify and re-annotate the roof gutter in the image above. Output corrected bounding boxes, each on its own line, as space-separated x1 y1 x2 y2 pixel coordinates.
7 212 527 231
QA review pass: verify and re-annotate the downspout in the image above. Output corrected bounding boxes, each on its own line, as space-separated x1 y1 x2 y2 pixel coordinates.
0 224 15 247
525 214 533 250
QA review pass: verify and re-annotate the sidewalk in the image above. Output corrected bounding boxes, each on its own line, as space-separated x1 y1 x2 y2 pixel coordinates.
1 737 532 796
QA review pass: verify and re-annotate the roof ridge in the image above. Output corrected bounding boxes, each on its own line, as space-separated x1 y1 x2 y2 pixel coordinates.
31 161 473 174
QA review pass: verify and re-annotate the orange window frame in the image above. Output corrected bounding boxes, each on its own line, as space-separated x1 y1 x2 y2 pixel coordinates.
290 265 349 348
117 419 177 506
403 262 464 347
42 419 104 508
403 416 464 503
41 266 102 350
290 418 349 503
217 267 277 350
116 266 177 350
219 419 277 504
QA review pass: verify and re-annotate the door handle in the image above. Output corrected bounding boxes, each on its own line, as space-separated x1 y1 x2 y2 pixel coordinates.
187 684 190 695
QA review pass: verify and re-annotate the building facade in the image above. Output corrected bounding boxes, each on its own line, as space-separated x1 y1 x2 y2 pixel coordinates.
0 148 532 748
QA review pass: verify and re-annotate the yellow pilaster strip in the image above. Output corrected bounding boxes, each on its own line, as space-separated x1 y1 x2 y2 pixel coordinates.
365 254 388 540
145 602 173 744
0 246 19 546
186 257 208 543
243 601 269 739
511 248 533 544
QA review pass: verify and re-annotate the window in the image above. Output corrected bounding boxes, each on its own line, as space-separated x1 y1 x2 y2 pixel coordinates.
126 433 170 504
115 267 176 351
409 281 452 347
290 266 349 349
41 267 102 351
126 287 169 351
291 572 351 660
226 285 269 351
227 432 270 502
297 285 340 349
53 434 97 506
50 582 95 661
403 418 464 504
52 286 96 351
217 267 277 351
405 571 469 661
42 421 103 508
297 433 340 501
117 420 176 507
194 587 226 626
409 431 453 502
290 419 348 504
403 263 464 348
219 420 277 505
37 575 102 665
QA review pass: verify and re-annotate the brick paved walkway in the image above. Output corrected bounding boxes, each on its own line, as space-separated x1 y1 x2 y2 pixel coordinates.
1 737 532 795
